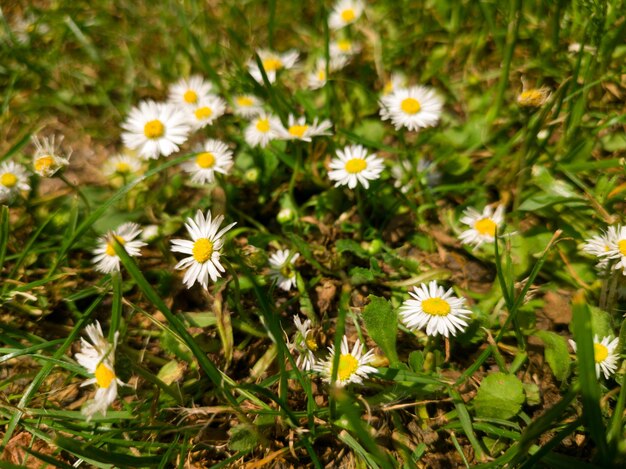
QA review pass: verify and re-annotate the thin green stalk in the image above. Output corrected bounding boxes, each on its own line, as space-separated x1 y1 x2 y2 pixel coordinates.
59 173 91 211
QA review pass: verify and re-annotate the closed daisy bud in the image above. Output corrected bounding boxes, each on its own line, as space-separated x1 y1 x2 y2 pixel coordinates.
329 0 364 30
248 49 299 84
168 75 213 108
328 144 384 189
74 321 126 421
121 100 191 160
31 135 70 177
182 139 233 184
399 281 472 338
170 209 237 289
268 249 299 291
459 205 505 249
569 335 620 379
0 161 30 203
92 223 146 274
379 85 443 132
314 335 377 387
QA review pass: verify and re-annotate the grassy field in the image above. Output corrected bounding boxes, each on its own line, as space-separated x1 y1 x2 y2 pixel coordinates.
1 0 626 467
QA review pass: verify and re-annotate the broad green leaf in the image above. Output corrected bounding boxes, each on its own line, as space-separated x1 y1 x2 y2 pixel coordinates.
228 424 260 452
473 372 525 420
534 330 571 381
157 359 185 385
336 239 369 259
362 295 399 365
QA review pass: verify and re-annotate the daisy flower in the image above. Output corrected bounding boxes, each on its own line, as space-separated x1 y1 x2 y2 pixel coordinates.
517 87 551 107
103 153 143 178
187 95 227 130
122 100 191 159
380 85 443 132
268 249 300 291
329 0 365 30
308 56 349 90
330 39 362 58
391 158 441 193
244 113 283 148
605 225 626 275
0 161 30 202
314 335 377 387
287 315 318 371
168 75 213 108
399 280 472 338
583 227 618 271
74 321 126 421
248 49 299 84
31 135 71 177
328 144 384 189
170 209 237 289
382 72 407 96
459 205 505 249
569 335 620 380
232 95 264 117
280 114 333 142
92 223 146 274
182 139 233 184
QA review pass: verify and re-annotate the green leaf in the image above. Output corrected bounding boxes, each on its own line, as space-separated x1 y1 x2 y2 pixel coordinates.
336 239 369 259
473 372 525 420
534 330 571 381
228 424 260 452
362 295 399 365
349 266 375 285
157 359 185 385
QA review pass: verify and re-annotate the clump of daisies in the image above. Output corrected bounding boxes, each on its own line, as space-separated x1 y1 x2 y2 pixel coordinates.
182 139 233 184
248 49 299 84
399 280 472 338
287 316 318 371
328 144 384 189
569 335 620 379
280 114 333 142
379 85 443 131
459 205 506 249
121 100 190 159
74 321 126 421
92 223 146 274
31 135 71 177
268 249 300 291
329 0 365 30
314 335 377 387
244 113 283 148
170 209 237 289
0 161 30 203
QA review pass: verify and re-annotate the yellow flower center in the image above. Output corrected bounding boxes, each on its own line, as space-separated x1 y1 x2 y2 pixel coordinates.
519 89 545 107
196 152 216 169
183 89 198 104
594 343 609 363
341 8 356 22
288 124 309 138
192 238 214 263
194 106 213 120
105 235 126 257
262 57 283 72
236 96 254 107
116 162 131 173
345 158 367 174
618 239 626 256
256 118 270 133
144 119 165 139
95 362 116 388
401 97 421 115
474 218 497 237
421 297 451 317
317 70 326 81
337 39 352 52
280 264 294 279
1 173 18 188
337 353 359 381
305 335 318 352
35 155 54 173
